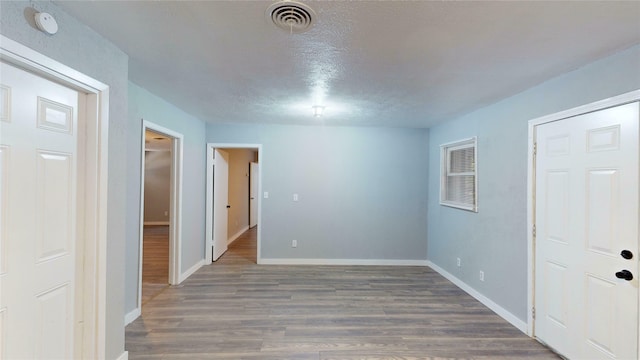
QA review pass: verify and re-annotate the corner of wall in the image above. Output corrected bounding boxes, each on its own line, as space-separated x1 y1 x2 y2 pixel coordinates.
426 261 528 333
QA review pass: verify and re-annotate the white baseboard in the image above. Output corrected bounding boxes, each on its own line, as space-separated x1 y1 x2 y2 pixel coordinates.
116 351 128 360
260 258 428 266
179 259 205 283
124 307 141 326
144 221 169 226
426 260 527 334
227 225 249 246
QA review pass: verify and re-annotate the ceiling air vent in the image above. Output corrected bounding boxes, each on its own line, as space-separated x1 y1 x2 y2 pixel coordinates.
266 1 316 34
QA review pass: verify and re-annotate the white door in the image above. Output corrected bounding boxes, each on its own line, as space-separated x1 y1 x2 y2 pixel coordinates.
534 102 639 359
212 149 229 261
249 162 259 228
1 61 82 358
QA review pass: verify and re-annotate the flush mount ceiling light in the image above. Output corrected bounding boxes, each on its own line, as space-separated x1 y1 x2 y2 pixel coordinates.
266 1 316 34
312 105 325 118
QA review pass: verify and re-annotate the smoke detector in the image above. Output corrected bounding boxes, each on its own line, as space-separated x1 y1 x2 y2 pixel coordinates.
266 1 316 34
34 12 58 35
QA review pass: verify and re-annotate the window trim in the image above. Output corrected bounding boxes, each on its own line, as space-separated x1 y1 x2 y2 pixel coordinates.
440 137 478 212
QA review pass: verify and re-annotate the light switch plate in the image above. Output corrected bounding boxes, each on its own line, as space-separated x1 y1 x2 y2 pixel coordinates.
264 191 269 199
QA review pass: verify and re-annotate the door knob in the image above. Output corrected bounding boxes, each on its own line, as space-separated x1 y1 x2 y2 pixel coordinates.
615 270 633 281
621 250 633 260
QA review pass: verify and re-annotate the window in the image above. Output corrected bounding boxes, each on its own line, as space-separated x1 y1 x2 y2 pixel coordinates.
440 137 477 212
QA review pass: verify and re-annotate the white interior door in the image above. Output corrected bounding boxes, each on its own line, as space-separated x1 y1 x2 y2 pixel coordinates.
249 162 259 228
534 102 639 359
0 61 82 358
212 149 229 261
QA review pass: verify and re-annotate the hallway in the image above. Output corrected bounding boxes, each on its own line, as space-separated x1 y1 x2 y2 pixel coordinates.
217 226 257 265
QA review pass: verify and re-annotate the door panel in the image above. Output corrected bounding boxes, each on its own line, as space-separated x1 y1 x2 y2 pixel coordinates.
0 307 5 358
544 261 568 328
0 61 80 358
212 149 229 261
585 274 615 356
586 170 617 254
545 170 569 243
0 145 7 276
249 162 259 228
535 102 639 359
36 151 73 261
35 284 72 358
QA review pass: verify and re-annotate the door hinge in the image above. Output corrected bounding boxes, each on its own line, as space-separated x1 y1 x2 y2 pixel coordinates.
532 224 536 238
533 142 537 156
532 307 536 319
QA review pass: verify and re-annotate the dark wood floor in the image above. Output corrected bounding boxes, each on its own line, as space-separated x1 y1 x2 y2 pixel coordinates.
126 227 557 359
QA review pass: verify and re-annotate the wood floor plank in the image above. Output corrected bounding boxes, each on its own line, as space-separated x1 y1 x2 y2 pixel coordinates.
126 227 558 359
142 225 170 304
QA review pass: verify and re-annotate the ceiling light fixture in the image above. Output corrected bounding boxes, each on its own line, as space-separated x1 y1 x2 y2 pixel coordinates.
312 105 325 118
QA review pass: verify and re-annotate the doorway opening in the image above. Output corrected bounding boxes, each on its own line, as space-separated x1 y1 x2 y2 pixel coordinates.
137 121 183 314
206 144 262 265
141 129 171 304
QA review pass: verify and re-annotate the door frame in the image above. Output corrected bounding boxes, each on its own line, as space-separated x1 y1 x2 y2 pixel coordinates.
137 121 184 311
206 143 262 264
527 89 640 337
0 36 110 358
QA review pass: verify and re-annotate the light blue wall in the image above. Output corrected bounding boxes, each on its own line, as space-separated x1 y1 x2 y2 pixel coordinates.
127 82 207 314
0 1 129 358
427 44 640 321
207 124 429 261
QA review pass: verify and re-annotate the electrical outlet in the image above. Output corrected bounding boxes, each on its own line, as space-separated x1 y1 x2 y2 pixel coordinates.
292 239 297 248
479 271 485 281
456 258 461 267
293 193 299 201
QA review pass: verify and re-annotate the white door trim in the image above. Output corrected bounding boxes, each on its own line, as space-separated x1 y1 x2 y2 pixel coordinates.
137 121 184 313
527 89 640 336
206 143 262 265
0 35 110 359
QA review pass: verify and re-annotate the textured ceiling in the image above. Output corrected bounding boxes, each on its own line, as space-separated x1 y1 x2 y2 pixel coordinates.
56 0 640 128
